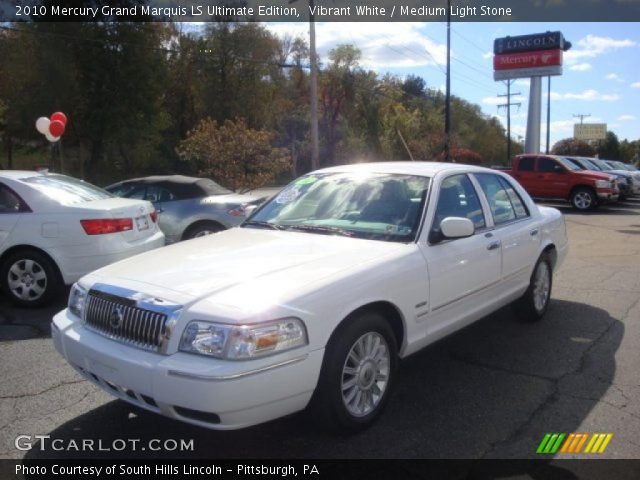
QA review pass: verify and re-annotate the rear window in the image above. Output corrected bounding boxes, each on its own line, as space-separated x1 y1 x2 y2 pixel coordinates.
517 157 535 171
22 175 113 206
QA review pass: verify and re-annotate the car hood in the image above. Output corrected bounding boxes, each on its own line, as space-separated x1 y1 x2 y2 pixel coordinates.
201 192 266 205
83 227 407 306
576 170 616 181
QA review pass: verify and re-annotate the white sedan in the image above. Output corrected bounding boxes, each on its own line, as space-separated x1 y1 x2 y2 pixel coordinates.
52 162 568 432
0 171 165 306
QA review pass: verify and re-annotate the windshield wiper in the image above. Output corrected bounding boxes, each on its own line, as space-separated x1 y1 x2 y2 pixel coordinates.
242 220 286 230
285 224 354 237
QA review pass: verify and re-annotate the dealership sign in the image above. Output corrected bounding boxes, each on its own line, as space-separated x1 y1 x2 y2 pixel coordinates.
494 49 562 70
494 31 566 55
493 31 566 80
574 123 607 141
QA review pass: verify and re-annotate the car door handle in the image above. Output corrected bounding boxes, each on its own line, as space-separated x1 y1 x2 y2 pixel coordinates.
487 241 501 251
530 228 539 236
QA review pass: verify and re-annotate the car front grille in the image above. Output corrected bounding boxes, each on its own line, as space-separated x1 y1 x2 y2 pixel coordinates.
84 290 168 352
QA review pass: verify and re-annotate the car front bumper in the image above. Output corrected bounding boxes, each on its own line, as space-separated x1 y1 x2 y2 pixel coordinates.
52 309 323 430
596 191 619 203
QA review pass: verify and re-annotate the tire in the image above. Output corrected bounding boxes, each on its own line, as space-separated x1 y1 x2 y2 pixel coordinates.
570 187 596 211
513 253 553 322
0 249 60 307
183 221 224 240
309 311 398 433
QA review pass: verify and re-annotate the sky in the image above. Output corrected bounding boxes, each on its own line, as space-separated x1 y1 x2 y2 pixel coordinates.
264 21 640 148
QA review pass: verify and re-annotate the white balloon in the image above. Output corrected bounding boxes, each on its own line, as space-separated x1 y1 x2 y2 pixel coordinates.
45 131 60 142
36 117 50 135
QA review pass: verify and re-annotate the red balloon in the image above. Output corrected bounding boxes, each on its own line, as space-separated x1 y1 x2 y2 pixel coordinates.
49 120 65 137
50 112 67 125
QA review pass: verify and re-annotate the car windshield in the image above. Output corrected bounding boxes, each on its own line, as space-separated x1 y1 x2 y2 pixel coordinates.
556 157 582 171
581 159 601 170
244 172 431 242
22 174 113 206
563 157 584 169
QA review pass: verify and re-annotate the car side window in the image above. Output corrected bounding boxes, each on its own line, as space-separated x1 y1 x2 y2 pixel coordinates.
497 176 529 219
518 157 535 171
0 184 25 213
145 185 174 203
538 158 559 173
431 174 486 240
474 173 517 225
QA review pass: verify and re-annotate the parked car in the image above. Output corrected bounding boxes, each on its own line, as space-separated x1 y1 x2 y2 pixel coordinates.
564 156 630 200
53 162 568 432
597 159 640 196
106 176 268 243
0 171 164 307
506 154 618 211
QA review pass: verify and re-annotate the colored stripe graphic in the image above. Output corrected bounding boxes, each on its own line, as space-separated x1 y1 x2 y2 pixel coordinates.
539 433 613 454
537 433 565 454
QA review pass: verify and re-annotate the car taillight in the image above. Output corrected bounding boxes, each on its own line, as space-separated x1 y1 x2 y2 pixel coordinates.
150 210 158 223
80 218 133 235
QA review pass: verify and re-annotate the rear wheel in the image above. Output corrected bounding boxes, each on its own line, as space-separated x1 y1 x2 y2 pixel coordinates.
183 221 224 240
570 187 596 211
309 311 398 433
513 253 552 322
1 250 60 307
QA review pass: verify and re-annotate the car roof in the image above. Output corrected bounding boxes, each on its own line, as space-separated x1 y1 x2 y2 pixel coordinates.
315 161 495 177
0 170 46 180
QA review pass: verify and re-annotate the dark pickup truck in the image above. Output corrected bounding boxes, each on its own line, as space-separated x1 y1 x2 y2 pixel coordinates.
503 154 619 211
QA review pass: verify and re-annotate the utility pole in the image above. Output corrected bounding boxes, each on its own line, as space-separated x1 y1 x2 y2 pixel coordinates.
573 113 591 124
497 80 521 163
290 0 319 171
308 0 319 171
444 0 451 162
546 76 551 154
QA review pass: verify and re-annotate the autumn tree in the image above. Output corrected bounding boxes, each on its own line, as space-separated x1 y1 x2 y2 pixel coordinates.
178 118 291 191
552 138 596 157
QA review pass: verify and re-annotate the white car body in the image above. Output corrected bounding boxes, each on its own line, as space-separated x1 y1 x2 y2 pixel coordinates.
52 162 568 430
0 171 165 303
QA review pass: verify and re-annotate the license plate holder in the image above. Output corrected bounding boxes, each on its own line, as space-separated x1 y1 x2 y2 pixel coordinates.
135 215 150 231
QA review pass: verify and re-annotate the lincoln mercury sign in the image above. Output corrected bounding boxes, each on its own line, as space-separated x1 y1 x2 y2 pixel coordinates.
493 31 567 80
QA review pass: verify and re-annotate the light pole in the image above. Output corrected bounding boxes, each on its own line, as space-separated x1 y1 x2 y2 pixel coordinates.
444 0 451 162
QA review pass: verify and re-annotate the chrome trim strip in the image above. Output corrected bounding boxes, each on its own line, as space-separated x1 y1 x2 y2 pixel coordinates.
431 278 502 312
167 355 309 381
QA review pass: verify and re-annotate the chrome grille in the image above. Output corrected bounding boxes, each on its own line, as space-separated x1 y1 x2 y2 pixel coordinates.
84 290 167 352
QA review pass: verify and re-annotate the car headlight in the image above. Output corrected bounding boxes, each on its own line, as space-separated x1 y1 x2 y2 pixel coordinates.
179 318 307 359
595 180 611 188
68 283 88 319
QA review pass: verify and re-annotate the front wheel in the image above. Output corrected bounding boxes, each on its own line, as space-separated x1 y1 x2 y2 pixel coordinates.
513 254 552 322
183 221 224 240
570 187 596 211
309 311 398 433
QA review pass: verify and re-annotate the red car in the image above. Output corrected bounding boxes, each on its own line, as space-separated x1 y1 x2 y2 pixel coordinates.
505 154 618 211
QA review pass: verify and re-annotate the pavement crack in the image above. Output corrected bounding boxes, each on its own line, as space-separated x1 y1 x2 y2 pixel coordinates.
449 354 556 382
0 379 85 400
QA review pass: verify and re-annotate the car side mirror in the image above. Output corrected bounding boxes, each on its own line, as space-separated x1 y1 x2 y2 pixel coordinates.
243 204 258 217
440 217 475 239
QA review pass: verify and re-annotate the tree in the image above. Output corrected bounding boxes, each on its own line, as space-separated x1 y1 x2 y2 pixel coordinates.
178 118 291 191
597 131 621 160
551 138 596 157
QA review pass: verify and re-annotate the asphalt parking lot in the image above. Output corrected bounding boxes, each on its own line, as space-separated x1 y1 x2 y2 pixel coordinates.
1 198 639 461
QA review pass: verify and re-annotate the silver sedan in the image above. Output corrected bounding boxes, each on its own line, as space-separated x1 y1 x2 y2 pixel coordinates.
106 175 268 243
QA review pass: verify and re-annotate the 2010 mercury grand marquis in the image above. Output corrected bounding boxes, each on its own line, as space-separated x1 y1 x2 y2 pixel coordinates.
52 162 568 432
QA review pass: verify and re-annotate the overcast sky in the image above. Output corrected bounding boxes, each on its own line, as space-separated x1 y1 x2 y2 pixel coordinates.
265 21 639 147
